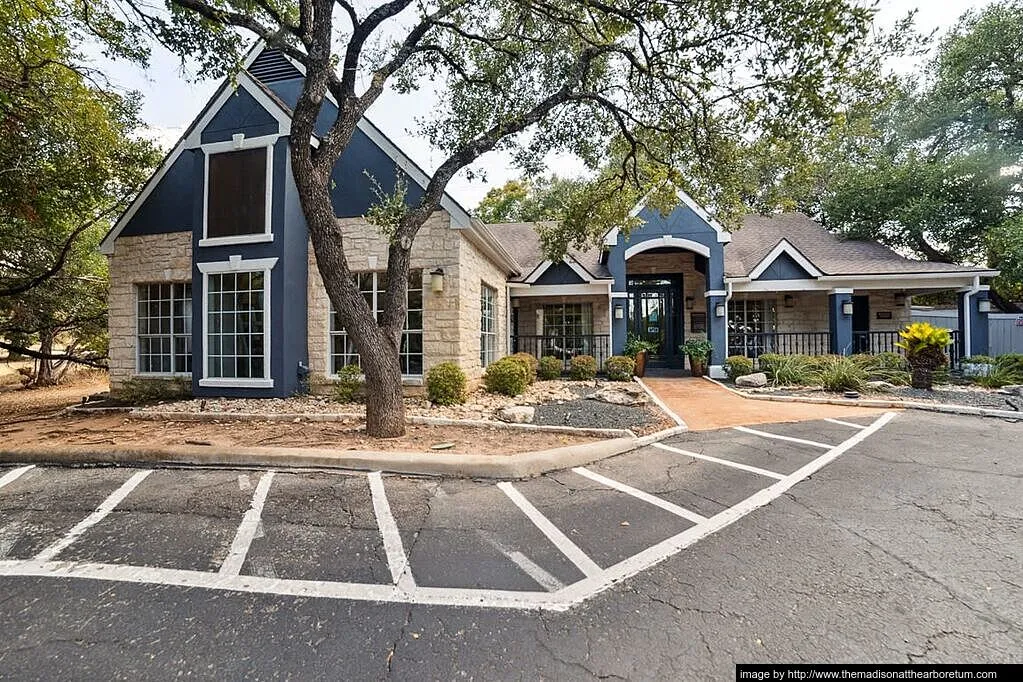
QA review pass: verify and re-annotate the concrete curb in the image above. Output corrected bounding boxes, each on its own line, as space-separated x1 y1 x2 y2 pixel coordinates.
633 377 688 428
702 376 1023 421
0 424 689 479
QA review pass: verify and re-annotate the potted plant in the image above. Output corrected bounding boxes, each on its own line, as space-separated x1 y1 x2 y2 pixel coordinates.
624 334 658 378
895 322 951 389
680 338 714 377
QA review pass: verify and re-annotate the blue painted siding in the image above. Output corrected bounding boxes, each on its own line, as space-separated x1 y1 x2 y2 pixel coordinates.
200 88 280 144
828 293 853 355
757 252 814 280
534 262 586 285
119 152 198 238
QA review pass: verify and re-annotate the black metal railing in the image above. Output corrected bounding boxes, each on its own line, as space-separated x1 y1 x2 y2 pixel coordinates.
511 334 612 371
729 331 832 359
852 330 900 355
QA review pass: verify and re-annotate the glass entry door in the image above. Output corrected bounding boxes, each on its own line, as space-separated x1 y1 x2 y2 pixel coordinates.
627 276 683 366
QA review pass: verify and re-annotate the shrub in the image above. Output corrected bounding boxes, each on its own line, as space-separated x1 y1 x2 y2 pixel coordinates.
756 353 785 377
508 353 539 384
770 355 814 387
815 355 868 392
724 355 755 381
604 355 635 381
426 362 467 405
852 352 910 386
537 356 563 380
994 353 1023 382
962 355 995 365
483 357 529 396
896 322 951 389
623 334 658 359
332 364 363 403
117 377 191 404
569 354 598 380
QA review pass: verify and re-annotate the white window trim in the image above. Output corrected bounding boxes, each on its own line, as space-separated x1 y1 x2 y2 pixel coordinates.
326 271 425 379
134 281 193 378
197 256 277 389
747 239 823 280
199 134 278 248
480 283 498 367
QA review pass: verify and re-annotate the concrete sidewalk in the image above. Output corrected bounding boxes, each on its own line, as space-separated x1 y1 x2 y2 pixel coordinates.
641 377 888 430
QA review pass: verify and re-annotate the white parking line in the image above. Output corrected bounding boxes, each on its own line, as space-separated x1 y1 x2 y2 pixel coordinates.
824 418 867 430
498 482 602 578
652 442 786 480
571 467 707 524
34 469 152 562
0 465 34 491
367 472 415 591
733 426 833 449
219 471 275 576
479 532 565 592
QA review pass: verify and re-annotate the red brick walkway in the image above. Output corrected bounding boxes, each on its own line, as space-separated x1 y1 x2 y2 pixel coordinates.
641 377 889 431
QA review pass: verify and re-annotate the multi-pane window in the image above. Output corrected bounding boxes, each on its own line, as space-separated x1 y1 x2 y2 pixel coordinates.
137 283 192 374
330 271 423 376
480 284 497 367
207 272 267 379
542 303 593 337
206 147 268 239
727 299 777 357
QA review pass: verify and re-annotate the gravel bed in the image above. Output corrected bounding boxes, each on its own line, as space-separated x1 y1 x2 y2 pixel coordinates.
751 385 1022 411
532 398 654 431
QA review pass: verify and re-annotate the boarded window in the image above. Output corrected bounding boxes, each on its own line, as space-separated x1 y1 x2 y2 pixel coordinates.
207 148 267 238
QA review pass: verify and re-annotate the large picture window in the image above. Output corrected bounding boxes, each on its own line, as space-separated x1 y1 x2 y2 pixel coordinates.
542 303 593 337
330 271 423 376
136 283 191 374
205 146 269 240
480 284 497 367
206 271 267 380
727 299 777 357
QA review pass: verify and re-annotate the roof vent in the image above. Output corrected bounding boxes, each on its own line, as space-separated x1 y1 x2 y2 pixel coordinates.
248 49 302 84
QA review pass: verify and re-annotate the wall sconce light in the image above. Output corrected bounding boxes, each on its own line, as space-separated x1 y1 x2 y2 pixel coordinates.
685 296 694 311
614 304 624 320
784 295 795 308
430 268 444 294
894 292 907 306
978 299 992 313
714 303 725 318
841 300 854 316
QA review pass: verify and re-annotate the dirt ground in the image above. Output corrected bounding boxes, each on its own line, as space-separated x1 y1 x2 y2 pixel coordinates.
0 413 599 455
0 368 109 423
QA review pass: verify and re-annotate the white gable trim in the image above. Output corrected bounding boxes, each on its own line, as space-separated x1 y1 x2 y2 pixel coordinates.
604 187 732 247
624 236 711 260
99 71 293 255
748 239 823 280
523 256 596 284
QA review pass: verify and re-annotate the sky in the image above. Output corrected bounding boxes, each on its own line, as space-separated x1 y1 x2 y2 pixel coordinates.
100 0 995 210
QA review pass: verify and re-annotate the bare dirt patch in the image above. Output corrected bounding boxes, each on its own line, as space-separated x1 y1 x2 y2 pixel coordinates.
0 413 599 455
0 370 109 424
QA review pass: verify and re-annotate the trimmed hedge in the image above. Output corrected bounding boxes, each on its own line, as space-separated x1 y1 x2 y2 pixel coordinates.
426 361 467 405
724 355 754 381
483 357 529 396
604 355 635 381
508 352 539 384
537 356 563 380
569 354 598 380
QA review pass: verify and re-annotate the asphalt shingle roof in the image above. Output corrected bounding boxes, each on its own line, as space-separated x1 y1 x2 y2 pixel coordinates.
486 222 612 281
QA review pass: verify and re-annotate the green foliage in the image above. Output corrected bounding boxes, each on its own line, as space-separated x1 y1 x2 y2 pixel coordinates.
483 357 529 397
852 353 910 386
756 353 785 377
604 355 635 382
724 356 755 381
475 176 588 224
537 356 563 381
508 353 539 384
426 362 468 405
815 355 868 392
569 355 598 381
117 377 190 404
770 355 815 387
332 364 363 403
623 334 658 359
679 339 714 362
962 355 996 365
994 353 1023 380
896 323 951 365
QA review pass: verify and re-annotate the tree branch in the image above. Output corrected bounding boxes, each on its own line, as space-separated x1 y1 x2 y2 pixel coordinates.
0 341 107 369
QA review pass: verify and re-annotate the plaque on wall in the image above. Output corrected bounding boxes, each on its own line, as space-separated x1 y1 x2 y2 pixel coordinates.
876 311 893 320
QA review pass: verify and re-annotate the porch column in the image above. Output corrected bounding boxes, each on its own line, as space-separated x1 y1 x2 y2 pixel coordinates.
828 289 854 355
611 294 628 355
957 287 991 358
707 292 727 369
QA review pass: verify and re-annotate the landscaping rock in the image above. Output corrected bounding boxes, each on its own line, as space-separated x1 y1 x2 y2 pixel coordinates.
1001 385 1023 397
587 384 648 406
495 405 535 424
735 372 768 388
866 380 897 392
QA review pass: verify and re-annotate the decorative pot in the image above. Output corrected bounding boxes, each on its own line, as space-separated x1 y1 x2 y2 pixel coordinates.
633 350 647 378
689 355 706 377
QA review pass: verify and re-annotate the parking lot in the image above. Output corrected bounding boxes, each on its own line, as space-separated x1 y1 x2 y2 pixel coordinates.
0 413 893 611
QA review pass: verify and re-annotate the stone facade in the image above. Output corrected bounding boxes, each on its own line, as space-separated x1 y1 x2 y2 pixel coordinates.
512 295 611 337
307 212 508 385
107 232 193 390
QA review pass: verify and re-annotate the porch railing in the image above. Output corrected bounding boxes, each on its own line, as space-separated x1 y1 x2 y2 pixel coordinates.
729 331 832 358
852 330 900 355
511 334 612 371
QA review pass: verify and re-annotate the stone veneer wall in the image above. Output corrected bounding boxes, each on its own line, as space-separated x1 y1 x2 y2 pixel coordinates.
307 211 507 384
512 295 611 337
107 232 193 390
625 251 708 338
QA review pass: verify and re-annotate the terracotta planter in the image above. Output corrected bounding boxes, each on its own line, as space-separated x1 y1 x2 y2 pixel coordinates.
633 350 648 378
688 355 706 377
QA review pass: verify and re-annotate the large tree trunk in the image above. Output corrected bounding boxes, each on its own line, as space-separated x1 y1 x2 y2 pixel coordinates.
34 333 56 386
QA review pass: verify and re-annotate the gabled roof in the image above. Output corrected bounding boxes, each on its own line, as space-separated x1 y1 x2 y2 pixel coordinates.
487 222 611 282
725 213 997 279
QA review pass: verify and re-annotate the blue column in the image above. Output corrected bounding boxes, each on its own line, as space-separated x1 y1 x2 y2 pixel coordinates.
828 291 853 355
708 294 727 368
957 289 991 357
612 297 628 355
